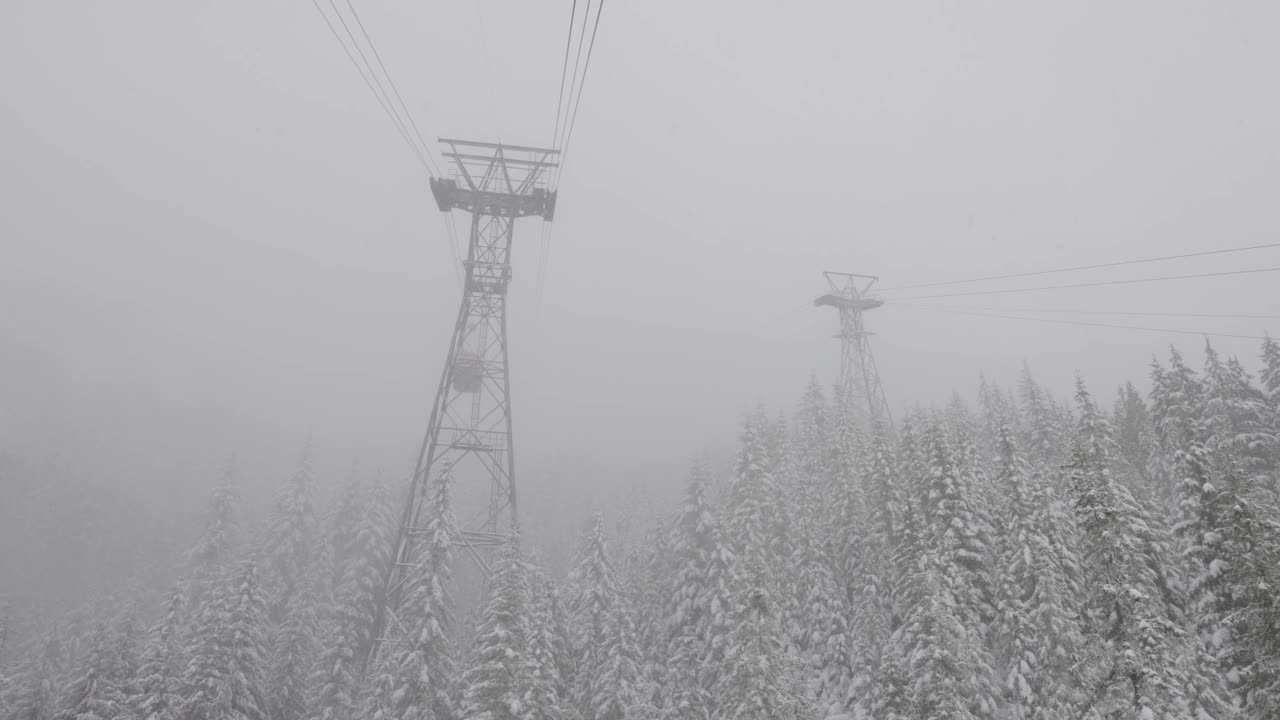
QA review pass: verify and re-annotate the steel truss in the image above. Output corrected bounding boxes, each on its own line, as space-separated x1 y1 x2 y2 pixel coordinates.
814 271 892 427
371 139 558 665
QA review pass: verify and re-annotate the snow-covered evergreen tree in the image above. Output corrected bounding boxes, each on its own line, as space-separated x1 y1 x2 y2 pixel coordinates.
567 514 614 720
1067 379 1186 719
715 557 812 720
460 539 530 720
377 473 457 720
663 466 734 720
129 582 186 720
989 422 1084 720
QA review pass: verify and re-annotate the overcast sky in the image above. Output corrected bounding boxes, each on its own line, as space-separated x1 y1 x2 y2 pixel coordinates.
3 1 1279 528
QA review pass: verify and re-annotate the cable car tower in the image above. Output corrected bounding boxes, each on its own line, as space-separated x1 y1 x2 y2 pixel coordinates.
814 271 892 427
376 139 557 658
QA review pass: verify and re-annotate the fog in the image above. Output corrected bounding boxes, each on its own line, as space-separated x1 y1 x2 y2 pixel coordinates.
3 0 1279 637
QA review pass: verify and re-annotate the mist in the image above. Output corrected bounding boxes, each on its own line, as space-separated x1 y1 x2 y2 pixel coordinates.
3 2 1280 719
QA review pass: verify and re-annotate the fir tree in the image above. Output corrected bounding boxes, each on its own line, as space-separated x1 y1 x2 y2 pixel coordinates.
264 444 319 620
1067 379 1186 719
524 563 573 720
989 422 1084 720
129 583 186 720
6 632 65 720
567 513 618 720
382 473 457 720
715 558 812 720
188 463 240 610
663 466 734 720
591 599 644 720
314 479 394 720
460 540 530 720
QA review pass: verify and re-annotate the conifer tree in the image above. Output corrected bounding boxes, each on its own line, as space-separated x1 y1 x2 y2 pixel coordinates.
314 480 394 720
715 557 812 720
385 473 457 720
663 466 734 720
183 559 270 720
567 514 614 720
1067 379 1186 719
264 444 319 620
591 598 644 720
1018 364 1063 467
918 416 994 630
258 446 321 720
989 422 1084 720
525 563 574 720
461 540 530 720
53 621 127 720
188 463 240 609
130 583 186 720
726 410 778 565
5 632 65 720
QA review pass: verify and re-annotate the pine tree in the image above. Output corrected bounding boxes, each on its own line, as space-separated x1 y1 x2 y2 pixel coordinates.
726 410 778 565
715 557 812 720
663 466 734 720
5 632 65 720
524 563 574 720
378 473 457 720
188 463 240 610
267 575 319 720
989 422 1084 720
1067 379 1186 719
1018 364 1063 467
129 583 186 720
567 514 614 720
54 620 127 720
461 540 530 720
182 559 270 720
918 416 994 631
317 477 395 720
898 570 982 720
264 444 319 620
257 446 321 720
842 422 898 715
591 599 644 720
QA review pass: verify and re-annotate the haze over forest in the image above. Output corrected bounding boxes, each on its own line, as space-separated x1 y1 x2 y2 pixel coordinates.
2 2 1280 720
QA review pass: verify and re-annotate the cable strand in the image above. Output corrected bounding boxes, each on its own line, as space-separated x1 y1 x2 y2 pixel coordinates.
342 0 441 175
895 304 1270 341
879 242 1280 292
308 0 433 175
889 266 1280 301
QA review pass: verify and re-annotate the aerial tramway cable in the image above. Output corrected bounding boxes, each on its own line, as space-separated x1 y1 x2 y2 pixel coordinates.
888 266 1280 302
878 242 1280 293
893 303 1280 322
895 305 1271 341
308 0 435 175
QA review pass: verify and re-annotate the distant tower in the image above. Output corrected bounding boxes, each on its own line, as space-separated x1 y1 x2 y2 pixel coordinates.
814 271 891 426
373 139 558 663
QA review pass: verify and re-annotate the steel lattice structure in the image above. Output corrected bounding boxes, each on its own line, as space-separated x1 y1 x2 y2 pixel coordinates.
372 139 557 664
814 271 892 426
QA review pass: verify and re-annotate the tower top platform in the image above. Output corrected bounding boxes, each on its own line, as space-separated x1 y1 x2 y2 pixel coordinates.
430 138 559 220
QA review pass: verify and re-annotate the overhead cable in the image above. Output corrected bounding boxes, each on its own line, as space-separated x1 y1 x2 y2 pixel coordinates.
889 267 1280 301
896 305 1269 341
342 0 441 176
878 242 1280 292
308 0 435 175
550 0 579 151
555 0 605 188
894 303 1280 321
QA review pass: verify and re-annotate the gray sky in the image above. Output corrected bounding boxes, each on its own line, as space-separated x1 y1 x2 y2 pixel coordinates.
3 1 1279 531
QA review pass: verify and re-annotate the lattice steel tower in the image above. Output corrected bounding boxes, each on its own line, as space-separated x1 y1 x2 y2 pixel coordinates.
375 139 557 659
814 271 891 426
